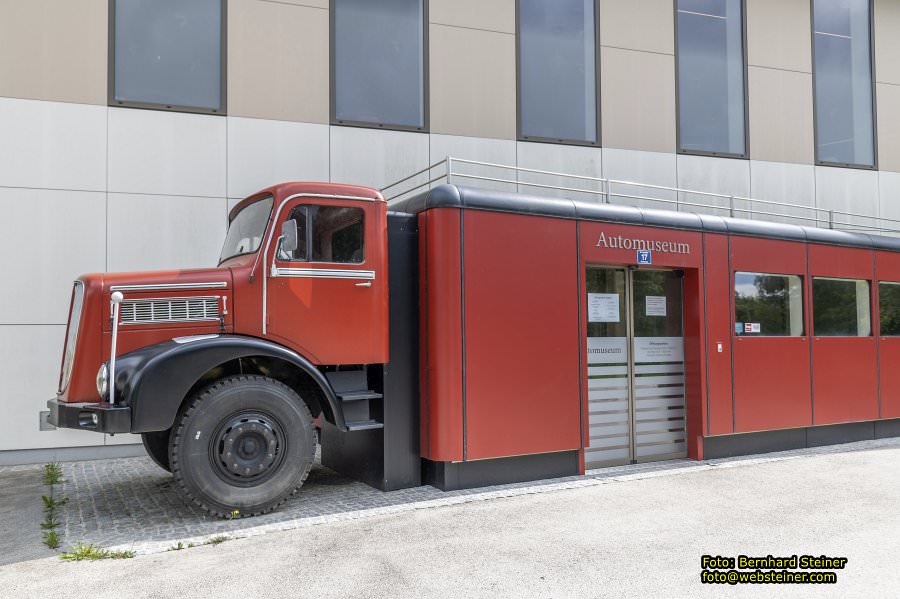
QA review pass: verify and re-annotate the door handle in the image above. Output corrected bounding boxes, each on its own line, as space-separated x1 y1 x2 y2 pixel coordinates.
355 281 372 287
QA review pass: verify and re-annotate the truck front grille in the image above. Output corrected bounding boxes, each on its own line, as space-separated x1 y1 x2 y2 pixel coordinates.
119 296 221 325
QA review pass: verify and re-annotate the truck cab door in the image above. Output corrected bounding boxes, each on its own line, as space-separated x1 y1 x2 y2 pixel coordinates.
266 196 388 365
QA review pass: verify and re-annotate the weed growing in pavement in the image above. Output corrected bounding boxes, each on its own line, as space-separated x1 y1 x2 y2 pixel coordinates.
167 542 196 551
42 530 60 550
59 543 136 561
42 463 65 486
40 463 68 550
206 535 230 546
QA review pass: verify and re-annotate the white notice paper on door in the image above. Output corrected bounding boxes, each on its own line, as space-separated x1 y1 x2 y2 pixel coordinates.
645 295 667 317
588 293 620 322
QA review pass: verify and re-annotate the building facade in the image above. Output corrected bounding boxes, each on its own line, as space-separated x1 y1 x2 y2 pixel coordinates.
1 0 899 462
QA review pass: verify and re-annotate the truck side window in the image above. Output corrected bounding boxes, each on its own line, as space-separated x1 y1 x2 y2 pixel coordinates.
280 205 365 264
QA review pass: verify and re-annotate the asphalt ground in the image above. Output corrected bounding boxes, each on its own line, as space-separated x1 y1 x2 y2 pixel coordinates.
1 438 898 598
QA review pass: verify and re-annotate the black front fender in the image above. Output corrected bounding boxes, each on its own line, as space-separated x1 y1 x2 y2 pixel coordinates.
113 334 344 433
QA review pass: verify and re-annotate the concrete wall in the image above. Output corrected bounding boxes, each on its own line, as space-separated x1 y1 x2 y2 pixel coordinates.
1 0 899 459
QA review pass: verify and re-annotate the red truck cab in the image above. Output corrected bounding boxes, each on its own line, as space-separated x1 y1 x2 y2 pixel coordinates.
50 182 396 517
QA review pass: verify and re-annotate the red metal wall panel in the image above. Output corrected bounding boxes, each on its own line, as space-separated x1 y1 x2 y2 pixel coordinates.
463 211 582 460
419 209 464 462
703 233 733 436
809 244 877 424
731 237 812 432
877 251 900 418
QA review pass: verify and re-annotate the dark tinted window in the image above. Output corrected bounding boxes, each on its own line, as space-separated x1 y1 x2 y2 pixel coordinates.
734 272 804 336
113 0 224 111
812 0 874 166
813 277 871 336
333 0 425 128
281 206 365 264
676 0 746 155
879 282 900 335
519 0 597 143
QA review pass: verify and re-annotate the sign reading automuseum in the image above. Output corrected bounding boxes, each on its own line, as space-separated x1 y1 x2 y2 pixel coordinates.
596 232 691 255
586 337 628 364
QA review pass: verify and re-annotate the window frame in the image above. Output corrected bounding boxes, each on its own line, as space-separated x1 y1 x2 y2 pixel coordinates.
329 0 429 133
733 270 806 338
809 0 878 170
515 0 602 147
107 0 228 115
811 275 873 337
278 204 367 265
673 0 750 160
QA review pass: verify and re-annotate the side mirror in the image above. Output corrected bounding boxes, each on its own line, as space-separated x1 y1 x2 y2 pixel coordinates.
280 219 298 255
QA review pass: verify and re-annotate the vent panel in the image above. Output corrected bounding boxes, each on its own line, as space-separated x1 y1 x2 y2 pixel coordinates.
119 296 221 325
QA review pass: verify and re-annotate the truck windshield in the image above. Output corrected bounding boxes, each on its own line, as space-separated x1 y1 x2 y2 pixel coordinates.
219 196 274 263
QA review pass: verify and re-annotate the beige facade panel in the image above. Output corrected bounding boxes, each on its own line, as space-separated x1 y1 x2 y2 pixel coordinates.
599 0 674 55
748 66 814 165
430 0 514 34
429 24 516 140
228 0 328 123
600 47 675 154
0 0 106 105
746 0 811 73
875 0 900 85
877 83 900 173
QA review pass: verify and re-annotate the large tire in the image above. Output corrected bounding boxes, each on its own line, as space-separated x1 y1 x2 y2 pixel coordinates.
169 375 316 518
141 429 171 472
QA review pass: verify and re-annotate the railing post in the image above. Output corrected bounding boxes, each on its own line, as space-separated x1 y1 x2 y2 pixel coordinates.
828 210 834 230
602 178 608 204
729 196 735 218
446 155 453 186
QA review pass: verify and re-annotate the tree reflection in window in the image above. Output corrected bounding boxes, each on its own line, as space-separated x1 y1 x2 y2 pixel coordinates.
734 272 804 336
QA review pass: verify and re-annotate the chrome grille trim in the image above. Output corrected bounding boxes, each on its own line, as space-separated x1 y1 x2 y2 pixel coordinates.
119 296 221 325
110 282 227 292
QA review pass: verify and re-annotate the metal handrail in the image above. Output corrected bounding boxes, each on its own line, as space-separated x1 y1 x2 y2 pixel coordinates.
381 156 898 235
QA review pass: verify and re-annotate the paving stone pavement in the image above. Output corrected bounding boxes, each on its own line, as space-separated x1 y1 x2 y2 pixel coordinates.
5 436 900 560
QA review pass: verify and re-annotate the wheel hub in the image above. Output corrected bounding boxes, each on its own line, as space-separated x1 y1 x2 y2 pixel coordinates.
212 413 284 484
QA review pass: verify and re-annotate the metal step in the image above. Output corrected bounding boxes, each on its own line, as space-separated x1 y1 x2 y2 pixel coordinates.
338 390 383 402
345 419 384 432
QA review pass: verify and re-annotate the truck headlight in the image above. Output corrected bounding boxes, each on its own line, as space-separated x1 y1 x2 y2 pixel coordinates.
96 363 109 400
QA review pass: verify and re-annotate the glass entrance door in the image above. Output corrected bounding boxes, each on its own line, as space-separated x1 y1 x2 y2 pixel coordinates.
585 268 686 468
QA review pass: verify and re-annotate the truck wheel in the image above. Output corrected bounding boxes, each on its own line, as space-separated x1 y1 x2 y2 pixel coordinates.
168 375 316 518
141 430 171 472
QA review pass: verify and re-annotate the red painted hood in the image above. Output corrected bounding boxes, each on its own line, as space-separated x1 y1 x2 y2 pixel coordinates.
58 267 236 403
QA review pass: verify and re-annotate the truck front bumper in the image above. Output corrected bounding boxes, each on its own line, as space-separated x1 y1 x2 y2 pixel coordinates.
47 398 131 433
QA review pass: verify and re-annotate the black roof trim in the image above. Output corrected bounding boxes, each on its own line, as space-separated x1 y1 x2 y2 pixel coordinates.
390 184 900 252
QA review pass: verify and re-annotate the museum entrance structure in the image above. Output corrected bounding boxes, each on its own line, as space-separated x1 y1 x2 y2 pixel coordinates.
585 267 686 468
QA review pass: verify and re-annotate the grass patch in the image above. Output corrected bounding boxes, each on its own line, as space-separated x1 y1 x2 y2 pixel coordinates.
167 541 195 551
59 543 136 561
206 535 230 546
